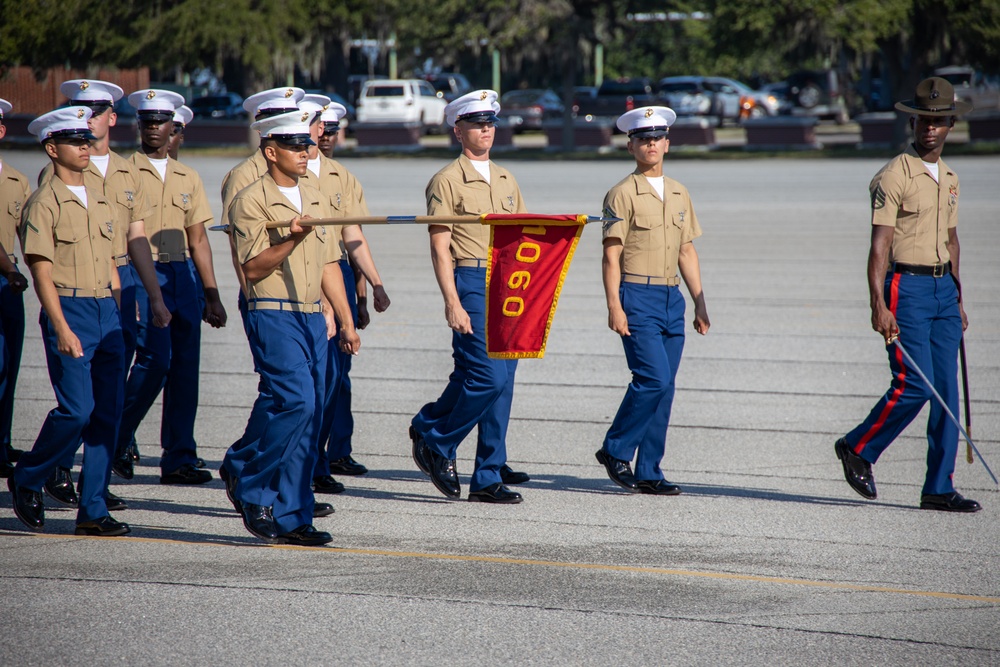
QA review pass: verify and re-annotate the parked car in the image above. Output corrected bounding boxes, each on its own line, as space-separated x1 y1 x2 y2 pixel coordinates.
933 65 1000 111
499 89 564 132
782 70 849 123
424 73 472 102
574 77 658 122
570 86 597 115
657 76 713 118
704 76 780 122
356 79 447 133
189 92 246 119
658 76 778 125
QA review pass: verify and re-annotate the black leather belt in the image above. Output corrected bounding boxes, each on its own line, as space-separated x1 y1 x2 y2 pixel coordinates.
892 261 951 278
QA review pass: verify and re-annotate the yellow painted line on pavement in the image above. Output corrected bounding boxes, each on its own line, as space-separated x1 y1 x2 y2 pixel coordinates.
9 532 1000 604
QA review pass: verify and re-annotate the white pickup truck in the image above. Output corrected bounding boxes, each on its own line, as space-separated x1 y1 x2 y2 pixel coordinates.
356 79 448 133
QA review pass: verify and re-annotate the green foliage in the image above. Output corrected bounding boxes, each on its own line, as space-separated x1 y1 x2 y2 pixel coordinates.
2 0 999 93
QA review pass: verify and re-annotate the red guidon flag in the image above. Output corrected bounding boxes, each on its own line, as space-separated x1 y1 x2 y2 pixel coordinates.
484 214 586 359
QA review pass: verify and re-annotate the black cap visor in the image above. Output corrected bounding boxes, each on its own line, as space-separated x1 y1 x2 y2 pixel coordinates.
255 106 299 121
138 111 174 123
75 101 113 116
47 128 97 143
269 133 315 146
628 126 669 139
457 111 499 125
322 122 341 135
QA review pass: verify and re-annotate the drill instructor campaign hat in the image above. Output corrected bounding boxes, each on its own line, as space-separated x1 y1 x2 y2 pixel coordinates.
894 77 973 116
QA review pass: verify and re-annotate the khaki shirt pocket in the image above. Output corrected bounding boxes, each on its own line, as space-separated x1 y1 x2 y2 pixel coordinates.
116 191 136 212
328 194 342 214
8 200 23 221
53 215 86 245
172 193 193 214
458 197 485 216
630 214 664 251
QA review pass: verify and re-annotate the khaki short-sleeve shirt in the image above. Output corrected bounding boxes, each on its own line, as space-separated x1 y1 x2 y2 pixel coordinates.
20 178 116 290
869 145 958 265
602 172 702 279
130 153 213 256
0 161 31 257
230 174 334 304
42 154 153 258
221 151 268 220
425 154 526 260
302 155 370 259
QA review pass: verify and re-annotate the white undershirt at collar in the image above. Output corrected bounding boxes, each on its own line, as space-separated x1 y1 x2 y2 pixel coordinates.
89 153 110 177
276 184 302 213
471 160 491 184
66 184 88 208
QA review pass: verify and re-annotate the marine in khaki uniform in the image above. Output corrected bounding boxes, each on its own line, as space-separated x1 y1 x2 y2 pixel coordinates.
0 98 30 477
217 87 306 500
409 90 529 504
113 89 226 485
301 95 389 493
596 106 710 495
221 87 305 301
224 110 359 546
834 77 980 513
167 105 192 160
8 107 128 537
39 79 171 509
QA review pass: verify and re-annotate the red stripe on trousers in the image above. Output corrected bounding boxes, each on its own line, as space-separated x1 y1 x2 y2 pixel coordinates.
854 272 905 455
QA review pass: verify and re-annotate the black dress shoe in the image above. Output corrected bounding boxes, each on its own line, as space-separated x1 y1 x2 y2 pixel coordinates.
920 491 982 513
278 524 333 547
313 502 336 517
468 482 523 504
312 475 345 494
194 457 206 469
0 461 12 478
241 503 279 542
410 426 430 476
636 479 683 495
329 455 368 476
500 464 530 485
9 477 44 531
111 451 134 480
122 440 140 463
218 466 242 513
595 449 639 492
834 438 877 500
75 515 130 536
160 464 212 485
105 490 129 512
426 448 461 498
44 466 79 507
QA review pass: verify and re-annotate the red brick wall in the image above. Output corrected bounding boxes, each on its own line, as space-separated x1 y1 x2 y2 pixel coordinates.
0 66 151 116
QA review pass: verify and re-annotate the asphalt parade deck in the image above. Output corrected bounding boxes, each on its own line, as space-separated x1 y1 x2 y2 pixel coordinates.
2 152 998 665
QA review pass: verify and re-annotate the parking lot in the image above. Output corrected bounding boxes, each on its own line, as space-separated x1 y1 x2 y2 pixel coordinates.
1 151 998 665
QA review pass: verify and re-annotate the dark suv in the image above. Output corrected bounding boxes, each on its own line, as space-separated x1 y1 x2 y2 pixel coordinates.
190 92 246 120
782 70 849 123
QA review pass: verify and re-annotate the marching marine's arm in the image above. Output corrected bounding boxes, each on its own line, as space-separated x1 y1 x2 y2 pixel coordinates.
677 241 709 335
